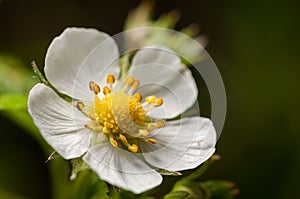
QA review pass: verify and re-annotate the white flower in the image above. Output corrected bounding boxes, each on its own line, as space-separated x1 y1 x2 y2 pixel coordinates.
28 27 216 194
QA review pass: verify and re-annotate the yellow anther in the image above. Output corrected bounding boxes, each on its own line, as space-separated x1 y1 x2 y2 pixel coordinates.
106 74 115 84
103 86 111 95
128 144 139 153
84 124 93 130
125 76 135 86
103 126 110 134
153 98 163 107
88 112 97 120
76 102 85 111
109 136 118 147
93 84 101 94
89 74 163 151
145 95 156 103
84 124 102 131
146 138 157 144
155 120 165 128
133 93 142 102
89 81 95 91
147 124 155 131
131 80 140 89
119 134 127 142
138 129 149 136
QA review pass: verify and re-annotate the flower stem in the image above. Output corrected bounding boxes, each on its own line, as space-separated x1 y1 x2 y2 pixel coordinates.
181 154 220 182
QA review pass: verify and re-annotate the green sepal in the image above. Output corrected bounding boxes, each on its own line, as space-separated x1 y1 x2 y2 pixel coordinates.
70 158 89 180
31 61 73 103
156 168 182 176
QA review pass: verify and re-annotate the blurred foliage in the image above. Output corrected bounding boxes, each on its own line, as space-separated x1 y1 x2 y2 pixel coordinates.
124 0 207 63
0 55 37 93
0 93 27 110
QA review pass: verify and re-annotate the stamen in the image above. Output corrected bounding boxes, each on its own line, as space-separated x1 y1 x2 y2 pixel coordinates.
131 80 140 89
128 80 140 95
145 138 157 144
153 98 163 107
125 76 135 86
76 102 85 111
147 123 155 131
88 112 97 120
103 86 111 95
144 105 155 113
109 135 118 147
128 144 138 153
155 120 166 128
92 84 101 95
138 129 149 137
106 74 115 84
103 126 110 134
84 123 103 131
133 93 142 102
145 95 156 104
89 81 95 91
119 134 127 142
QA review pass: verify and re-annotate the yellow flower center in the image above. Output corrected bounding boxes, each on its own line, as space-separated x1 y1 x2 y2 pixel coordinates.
76 74 165 153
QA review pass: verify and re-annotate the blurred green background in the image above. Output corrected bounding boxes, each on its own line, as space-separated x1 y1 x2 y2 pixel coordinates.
0 0 299 198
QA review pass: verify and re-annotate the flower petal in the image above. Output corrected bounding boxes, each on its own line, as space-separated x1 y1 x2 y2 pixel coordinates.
140 117 216 171
45 27 119 101
83 143 162 194
129 45 198 119
28 83 93 159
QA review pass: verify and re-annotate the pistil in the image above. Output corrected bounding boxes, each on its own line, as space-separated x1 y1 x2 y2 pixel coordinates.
81 74 165 153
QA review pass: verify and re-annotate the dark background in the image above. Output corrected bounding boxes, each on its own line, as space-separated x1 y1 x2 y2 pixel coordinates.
0 0 299 198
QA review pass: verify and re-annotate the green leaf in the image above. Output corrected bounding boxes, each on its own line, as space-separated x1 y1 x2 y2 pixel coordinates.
0 94 28 110
31 61 73 102
70 158 89 180
164 191 189 199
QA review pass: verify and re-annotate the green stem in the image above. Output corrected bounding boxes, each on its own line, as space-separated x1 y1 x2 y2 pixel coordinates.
181 155 220 182
182 161 210 182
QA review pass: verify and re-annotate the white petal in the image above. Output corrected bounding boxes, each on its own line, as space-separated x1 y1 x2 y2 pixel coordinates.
129 45 198 119
28 83 93 159
83 143 162 194
141 117 216 171
45 27 119 101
